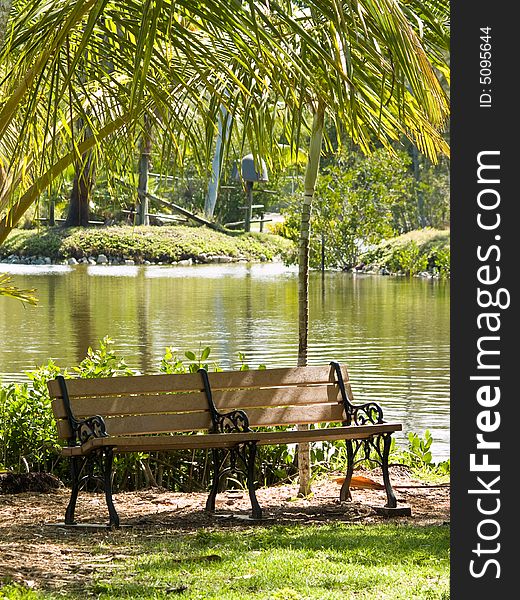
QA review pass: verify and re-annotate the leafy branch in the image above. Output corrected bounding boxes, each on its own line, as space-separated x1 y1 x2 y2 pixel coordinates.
0 273 38 305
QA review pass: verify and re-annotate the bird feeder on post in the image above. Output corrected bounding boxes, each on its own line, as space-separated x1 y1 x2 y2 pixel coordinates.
240 154 268 232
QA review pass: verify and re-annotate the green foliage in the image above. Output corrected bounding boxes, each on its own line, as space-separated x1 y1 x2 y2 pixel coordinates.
0 361 63 473
73 336 137 378
0 229 64 259
392 430 450 479
160 345 219 374
417 158 450 228
407 429 433 465
361 228 450 276
428 246 451 277
385 241 428 275
277 147 449 270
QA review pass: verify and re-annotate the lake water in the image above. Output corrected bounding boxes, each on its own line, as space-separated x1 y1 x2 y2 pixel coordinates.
0 262 450 459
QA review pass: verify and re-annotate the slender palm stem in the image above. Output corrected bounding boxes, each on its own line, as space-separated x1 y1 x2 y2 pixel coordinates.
297 100 325 497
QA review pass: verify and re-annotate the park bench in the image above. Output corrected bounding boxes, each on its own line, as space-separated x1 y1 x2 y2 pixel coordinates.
48 362 406 526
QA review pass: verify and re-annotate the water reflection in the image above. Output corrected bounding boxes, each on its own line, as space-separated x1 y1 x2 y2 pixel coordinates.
0 262 449 458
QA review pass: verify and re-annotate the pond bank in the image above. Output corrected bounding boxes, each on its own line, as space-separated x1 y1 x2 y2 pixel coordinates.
0 226 450 276
0 225 295 266
358 228 450 277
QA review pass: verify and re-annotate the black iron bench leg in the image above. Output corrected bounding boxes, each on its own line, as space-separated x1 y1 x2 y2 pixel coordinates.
206 444 262 519
340 439 355 502
244 441 262 519
65 456 82 524
103 448 120 527
381 434 397 508
206 448 226 513
65 450 119 527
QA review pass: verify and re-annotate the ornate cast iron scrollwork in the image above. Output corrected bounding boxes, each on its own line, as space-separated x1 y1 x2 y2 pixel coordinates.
329 361 384 425
198 368 252 434
214 410 251 434
350 402 384 426
56 375 108 446
76 415 108 444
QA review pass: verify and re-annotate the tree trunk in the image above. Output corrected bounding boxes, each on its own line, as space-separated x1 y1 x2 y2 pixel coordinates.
64 150 95 227
64 119 96 227
137 115 152 225
205 105 229 218
297 102 325 497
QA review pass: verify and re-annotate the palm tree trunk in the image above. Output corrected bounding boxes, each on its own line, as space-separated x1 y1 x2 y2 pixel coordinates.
65 154 95 227
64 121 96 228
137 115 152 225
297 101 325 497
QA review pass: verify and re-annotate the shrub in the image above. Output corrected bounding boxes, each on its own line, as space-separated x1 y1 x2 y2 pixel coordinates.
0 226 294 264
361 229 450 276
0 361 63 474
385 241 428 275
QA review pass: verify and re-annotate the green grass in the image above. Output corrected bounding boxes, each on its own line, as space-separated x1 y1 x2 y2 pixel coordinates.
0 523 449 599
0 226 294 264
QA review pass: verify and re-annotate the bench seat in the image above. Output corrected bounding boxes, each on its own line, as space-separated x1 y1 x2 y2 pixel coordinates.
61 423 402 456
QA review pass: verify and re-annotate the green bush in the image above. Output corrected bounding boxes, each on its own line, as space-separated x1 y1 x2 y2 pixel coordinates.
385 241 428 275
0 362 63 473
0 229 64 259
361 228 450 276
392 430 450 478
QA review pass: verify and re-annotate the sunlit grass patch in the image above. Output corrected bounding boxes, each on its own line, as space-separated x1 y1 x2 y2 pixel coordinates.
0 523 449 599
85 523 450 599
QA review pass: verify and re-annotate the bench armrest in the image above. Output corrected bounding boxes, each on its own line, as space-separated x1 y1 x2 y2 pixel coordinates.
212 409 251 434
75 415 109 444
198 368 251 434
56 375 109 446
329 361 385 425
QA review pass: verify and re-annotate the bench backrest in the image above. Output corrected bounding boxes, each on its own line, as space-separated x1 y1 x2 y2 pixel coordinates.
48 364 354 441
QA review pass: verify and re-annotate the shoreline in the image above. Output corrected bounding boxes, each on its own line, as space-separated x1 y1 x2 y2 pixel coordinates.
0 225 294 267
0 225 450 277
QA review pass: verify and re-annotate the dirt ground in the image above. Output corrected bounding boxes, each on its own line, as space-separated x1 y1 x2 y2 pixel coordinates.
0 468 449 593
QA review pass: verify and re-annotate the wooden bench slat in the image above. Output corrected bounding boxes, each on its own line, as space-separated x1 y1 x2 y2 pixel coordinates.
51 384 342 419
47 365 348 399
56 403 347 439
62 423 402 455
